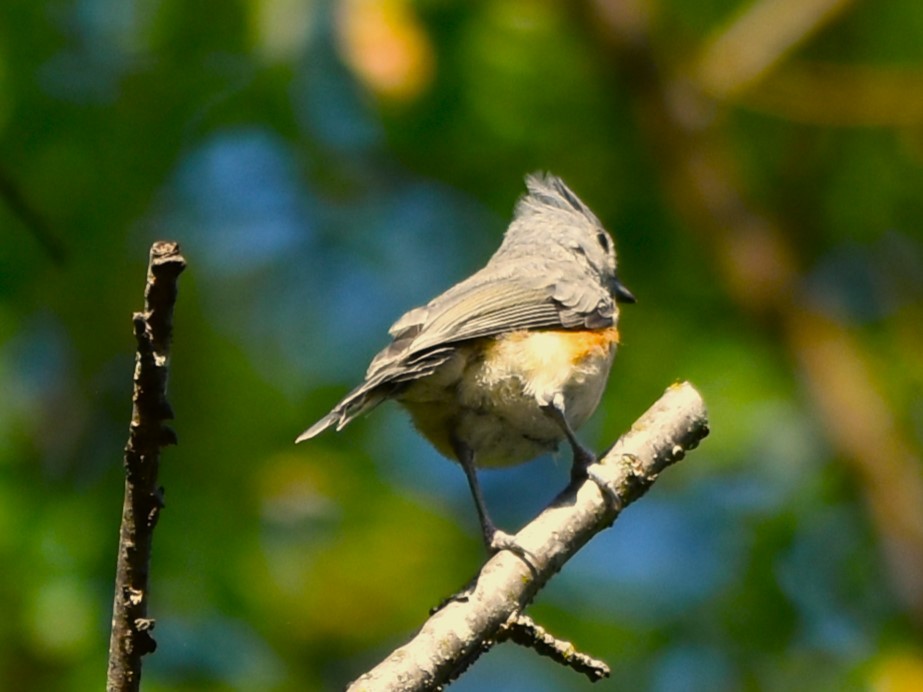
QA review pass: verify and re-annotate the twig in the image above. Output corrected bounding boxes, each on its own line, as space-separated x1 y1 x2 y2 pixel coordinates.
106 241 186 692
347 382 709 691
498 614 610 682
0 166 66 264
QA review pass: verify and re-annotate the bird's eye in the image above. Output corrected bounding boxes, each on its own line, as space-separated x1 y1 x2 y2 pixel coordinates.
596 231 611 252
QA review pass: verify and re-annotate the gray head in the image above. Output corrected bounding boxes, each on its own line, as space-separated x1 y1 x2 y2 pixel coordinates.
495 172 635 304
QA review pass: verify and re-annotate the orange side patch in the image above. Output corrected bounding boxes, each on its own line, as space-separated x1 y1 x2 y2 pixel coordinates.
490 327 620 364
559 327 620 363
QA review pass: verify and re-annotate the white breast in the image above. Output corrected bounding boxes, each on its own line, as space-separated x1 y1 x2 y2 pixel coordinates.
455 330 617 467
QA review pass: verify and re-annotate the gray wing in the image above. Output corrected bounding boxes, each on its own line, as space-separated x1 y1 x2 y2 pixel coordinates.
368 258 613 377
391 280 559 354
296 259 613 441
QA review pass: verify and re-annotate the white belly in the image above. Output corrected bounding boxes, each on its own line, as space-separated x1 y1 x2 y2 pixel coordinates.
454 330 617 467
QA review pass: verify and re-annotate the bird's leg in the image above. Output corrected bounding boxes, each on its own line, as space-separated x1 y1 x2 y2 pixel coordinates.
453 439 520 555
542 393 597 482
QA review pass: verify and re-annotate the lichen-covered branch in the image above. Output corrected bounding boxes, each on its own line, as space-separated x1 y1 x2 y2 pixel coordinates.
347 382 709 692
106 241 186 692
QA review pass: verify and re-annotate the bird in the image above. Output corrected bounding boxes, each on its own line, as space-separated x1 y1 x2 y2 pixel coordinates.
297 173 634 552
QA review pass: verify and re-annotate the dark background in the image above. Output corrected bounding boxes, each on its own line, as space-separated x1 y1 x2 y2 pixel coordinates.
3 0 923 689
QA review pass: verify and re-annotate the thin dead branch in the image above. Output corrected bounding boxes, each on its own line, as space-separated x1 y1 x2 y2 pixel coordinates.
106 241 186 692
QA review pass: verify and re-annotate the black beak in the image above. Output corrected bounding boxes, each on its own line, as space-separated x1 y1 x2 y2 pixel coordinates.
613 279 636 304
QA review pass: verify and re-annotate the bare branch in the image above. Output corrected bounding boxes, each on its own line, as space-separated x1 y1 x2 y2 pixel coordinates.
499 614 610 682
694 0 855 98
347 382 709 691
731 63 923 126
0 166 66 265
106 241 186 692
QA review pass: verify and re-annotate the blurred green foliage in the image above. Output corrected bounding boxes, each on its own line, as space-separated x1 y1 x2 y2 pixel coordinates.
2 0 923 690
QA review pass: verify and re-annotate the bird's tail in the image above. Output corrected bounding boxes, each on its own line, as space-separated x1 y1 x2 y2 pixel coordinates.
295 384 386 443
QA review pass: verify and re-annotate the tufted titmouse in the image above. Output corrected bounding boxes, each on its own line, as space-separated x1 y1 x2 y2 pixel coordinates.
298 173 634 551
